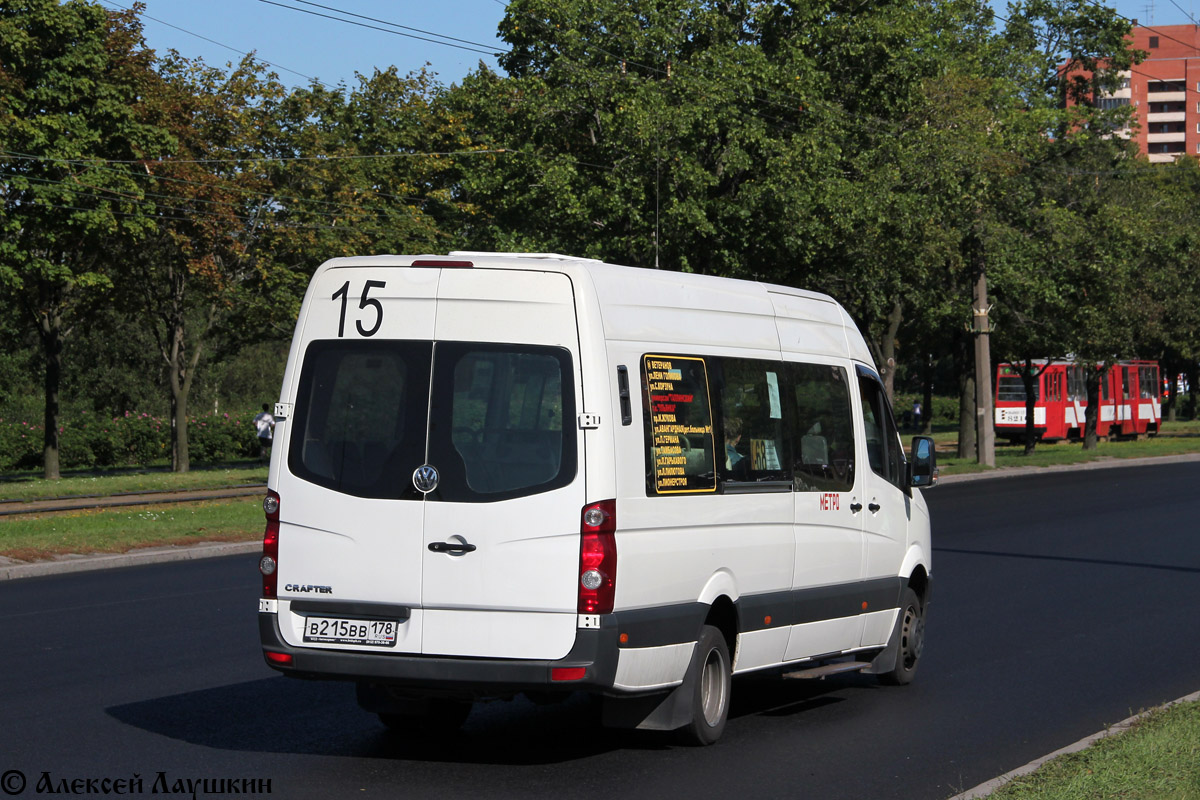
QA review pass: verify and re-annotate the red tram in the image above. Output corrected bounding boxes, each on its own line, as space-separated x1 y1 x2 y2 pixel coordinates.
994 360 1161 443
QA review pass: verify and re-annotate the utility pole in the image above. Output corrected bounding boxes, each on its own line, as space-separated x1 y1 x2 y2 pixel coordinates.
973 270 996 467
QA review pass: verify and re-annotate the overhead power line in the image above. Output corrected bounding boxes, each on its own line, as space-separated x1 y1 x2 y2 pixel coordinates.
256 0 501 57
0 147 512 166
99 0 331 88
288 0 504 54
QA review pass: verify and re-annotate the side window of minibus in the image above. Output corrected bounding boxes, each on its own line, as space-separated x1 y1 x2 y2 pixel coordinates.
715 358 789 486
857 373 905 491
642 354 718 495
790 362 855 492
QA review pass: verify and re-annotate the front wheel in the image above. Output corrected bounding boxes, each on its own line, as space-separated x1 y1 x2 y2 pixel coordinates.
681 625 732 745
879 587 925 686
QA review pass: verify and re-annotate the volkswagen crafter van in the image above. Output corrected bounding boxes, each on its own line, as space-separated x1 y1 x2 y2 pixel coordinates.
258 252 936 745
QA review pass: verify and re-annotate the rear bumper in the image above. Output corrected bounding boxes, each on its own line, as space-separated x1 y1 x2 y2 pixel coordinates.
259 612 621 695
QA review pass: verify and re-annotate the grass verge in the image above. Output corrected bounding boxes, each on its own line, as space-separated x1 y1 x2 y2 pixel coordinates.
0 498 262 562
933 419 1200 476
985 699 1200 800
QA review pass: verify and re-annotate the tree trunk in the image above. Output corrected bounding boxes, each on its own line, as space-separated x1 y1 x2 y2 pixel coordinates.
881 299 903 404
168 322 191 472
1021 357 1038 456
38 301 63 481
170 385 187 472
921 353 934 435
1188 363 1199 421
1166 368 1177 423
1083 366 1102 450
958 372 976 460
972 270 995 467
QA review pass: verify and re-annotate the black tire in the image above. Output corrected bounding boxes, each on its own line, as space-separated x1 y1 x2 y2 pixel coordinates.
681 625 732 746
879 587 925 686
378 698 473 736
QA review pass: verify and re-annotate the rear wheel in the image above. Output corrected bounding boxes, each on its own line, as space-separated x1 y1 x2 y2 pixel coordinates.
879 587 925 686
681 625 731 745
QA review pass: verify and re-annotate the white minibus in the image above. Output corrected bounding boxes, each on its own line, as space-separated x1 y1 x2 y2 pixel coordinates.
258 252 936 745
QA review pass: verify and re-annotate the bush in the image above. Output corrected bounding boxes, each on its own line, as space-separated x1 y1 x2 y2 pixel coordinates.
0 417 42 471
893 394 959 427
189 411 259 463
0 408 261 472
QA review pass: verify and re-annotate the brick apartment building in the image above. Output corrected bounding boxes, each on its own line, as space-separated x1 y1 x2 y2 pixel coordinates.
1096 24 1200 162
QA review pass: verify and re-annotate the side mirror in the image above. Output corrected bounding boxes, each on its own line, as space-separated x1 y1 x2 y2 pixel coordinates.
908 435 938 488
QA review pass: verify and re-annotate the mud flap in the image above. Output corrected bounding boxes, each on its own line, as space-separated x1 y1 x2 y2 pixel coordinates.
863 607 903 676
600 666 699 731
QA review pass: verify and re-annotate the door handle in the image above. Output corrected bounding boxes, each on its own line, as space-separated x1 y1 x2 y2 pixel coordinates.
868 502 881 513
428 541 477 554
850 501 863 513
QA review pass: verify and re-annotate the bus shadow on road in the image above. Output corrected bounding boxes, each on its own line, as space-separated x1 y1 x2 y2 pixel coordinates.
106 675 627 764
107 671 862 763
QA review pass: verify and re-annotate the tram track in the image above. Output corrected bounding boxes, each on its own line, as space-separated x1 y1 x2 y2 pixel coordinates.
0 485 267 517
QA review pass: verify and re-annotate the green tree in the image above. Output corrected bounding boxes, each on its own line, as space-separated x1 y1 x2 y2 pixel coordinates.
259 67 470 277
117 53 287 471
0 0 173 478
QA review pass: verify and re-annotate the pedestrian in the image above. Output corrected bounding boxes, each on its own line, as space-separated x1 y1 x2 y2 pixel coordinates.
912 399 923 430
254 403 275 461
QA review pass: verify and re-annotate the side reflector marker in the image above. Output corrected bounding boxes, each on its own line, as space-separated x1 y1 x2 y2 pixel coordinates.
264 651 293 666
551 667 587 682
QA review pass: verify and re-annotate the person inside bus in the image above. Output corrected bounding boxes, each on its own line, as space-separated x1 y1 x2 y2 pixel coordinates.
724 416 746 472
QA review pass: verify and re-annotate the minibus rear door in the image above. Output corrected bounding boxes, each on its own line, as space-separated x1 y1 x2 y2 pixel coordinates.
419 268 586 660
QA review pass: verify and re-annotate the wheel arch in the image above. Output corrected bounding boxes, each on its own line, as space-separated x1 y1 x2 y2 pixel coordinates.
905 563 930 607
705 594 738 658
899 544 930 596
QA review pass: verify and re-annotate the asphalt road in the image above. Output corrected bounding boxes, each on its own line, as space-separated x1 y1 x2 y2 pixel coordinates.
2 462 1198 799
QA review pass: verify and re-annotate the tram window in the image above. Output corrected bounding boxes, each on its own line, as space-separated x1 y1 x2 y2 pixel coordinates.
998 375 1036 402
1068 367 1086 401
1140 367 1159 399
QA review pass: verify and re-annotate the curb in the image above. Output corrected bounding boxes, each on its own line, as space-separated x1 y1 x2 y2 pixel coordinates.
936 451 1200 484
948 689 1200 799
0 540 260 581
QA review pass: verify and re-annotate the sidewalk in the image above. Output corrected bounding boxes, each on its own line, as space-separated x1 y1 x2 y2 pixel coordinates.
936 451 1200 483
0 540 260 581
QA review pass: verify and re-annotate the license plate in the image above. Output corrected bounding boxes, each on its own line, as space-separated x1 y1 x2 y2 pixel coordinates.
302 616 397 647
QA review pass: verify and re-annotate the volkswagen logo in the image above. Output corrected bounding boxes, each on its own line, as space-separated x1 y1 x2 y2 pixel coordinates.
412 464 439 494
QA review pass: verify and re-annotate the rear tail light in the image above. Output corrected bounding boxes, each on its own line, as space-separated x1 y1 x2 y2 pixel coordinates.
578 499 616 614
260 490 280 598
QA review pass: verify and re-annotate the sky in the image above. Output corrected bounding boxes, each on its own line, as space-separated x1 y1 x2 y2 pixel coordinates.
109 0 1200 92
106 0 510 89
